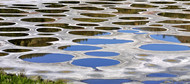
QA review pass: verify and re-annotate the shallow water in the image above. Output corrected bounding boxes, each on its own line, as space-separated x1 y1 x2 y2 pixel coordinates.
20 53 74 63
0 0 190 83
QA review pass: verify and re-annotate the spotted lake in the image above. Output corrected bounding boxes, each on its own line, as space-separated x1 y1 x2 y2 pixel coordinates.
0 0 190 84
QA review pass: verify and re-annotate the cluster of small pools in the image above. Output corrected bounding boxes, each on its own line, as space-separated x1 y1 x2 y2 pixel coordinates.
0 0 190 83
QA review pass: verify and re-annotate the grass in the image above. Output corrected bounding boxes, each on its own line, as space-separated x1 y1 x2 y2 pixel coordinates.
0 70 67 84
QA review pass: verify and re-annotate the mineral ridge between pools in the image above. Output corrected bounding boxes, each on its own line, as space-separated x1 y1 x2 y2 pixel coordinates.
1 0 190 83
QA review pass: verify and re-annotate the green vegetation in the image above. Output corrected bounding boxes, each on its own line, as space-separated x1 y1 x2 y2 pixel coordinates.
0 70 67 84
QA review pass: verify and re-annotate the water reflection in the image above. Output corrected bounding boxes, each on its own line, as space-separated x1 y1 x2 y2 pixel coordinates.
73 18 108 22
157 20 190 24
119 17 148 20
150 34 190 43
70 7 104 10
0 22 15 26
38 33 54 35
58 45 102 51
44 3 66 8
95 27 120 30
118 30 139 33
36 23 84 29
147 73 177 77
140 44 190 51
37 28 61 32
20 53 74 63
163 59 180 63
68 31 110 36
80 13 116 17
35 9 69 13
72 58 120 69
184 3 190 5
36 23 69 28
61 26 84 29
43 14 66 17
58 1 80 4
133 27 167 31
130 4 157 8
143 80 167 84
85 51 119 57
86 2 121 4
77 23 99 26
0 52 8 56
3 49 32 53
150 1 176 4
0 27 29 31
100 0 125 1
21 18 55 22
175 0 189 1
9 7 38 9
1 0 190 83
0 33 28 37
160 5 185 9
0 9 28 13
149 24 163 26
73 38 133 44
113 8 146 14
135 0 147 2
0 14 27 17
158 12 190 19
173 25 190 32
113 21 149 25
8 37 59 47
81 79 132 84
12 4 36 6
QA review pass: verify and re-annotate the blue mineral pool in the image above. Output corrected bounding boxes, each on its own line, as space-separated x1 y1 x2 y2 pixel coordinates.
73 38 133 44
59 45 102 51
81 79 132 84
20 53 74 63
150 34 181 43
85 51 119 57
142 80 167 84
71 58 120 69
118 30 139 33
146 73 177 77
140 44 190 51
